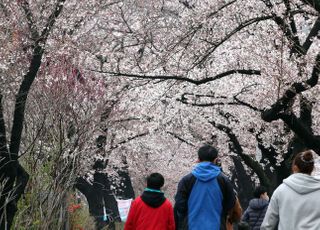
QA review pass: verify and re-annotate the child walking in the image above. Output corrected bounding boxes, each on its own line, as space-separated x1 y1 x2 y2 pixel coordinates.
124 173 175 230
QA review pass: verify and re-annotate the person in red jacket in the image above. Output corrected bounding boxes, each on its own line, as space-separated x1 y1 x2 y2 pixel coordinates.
124 173 175 230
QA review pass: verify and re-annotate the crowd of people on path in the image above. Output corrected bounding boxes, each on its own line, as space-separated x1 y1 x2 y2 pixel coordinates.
123 145 320 230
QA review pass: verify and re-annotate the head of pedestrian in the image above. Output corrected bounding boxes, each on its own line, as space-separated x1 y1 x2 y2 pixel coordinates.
146 172 165 191
198 144 220 165
292 150 315 175
253 186 269 201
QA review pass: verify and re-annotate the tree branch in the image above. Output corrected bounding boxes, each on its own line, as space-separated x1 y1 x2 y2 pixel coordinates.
39 0 66 43
209 120 271 188
233 96 263 112
176 89 263 111
107 131 150 153
262 53 320 122
233 85 263 112
300 0 320 13
284 0 303 54
254 129 279 166
193 15 273 67
284 0 301 56
96 69 261 86
9 0 66 159
177 98 239 107
19 0 40 40
279 113 320 153
206 0 237 19
284 0 298 35
299 95 313 131
301 16 320 55
261 0 306 55
273 15 303 55
166 131 195 147
9 46 43 159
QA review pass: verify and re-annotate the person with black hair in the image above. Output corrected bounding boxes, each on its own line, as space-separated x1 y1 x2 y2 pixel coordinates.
261 150 320 230
241 186 269 229
174 144 241 230
124 173 175 230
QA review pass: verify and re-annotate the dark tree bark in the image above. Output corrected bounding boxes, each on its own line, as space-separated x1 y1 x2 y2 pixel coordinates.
75 168 135 230
230 156 254 209
260 0 320 153
301 0 320 13
210 121 272 189
114 167 135 200
257 138 290 193
76 176 109 230
0 44 43 230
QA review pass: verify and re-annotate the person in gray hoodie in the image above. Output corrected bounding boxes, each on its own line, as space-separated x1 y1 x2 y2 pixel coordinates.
241 186 269 229
261 150 320 230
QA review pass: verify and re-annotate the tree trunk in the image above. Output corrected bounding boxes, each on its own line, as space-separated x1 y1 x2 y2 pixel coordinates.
231 156 254 209
76 170 134 230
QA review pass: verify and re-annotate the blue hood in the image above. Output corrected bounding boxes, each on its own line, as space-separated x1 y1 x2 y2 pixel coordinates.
192 162 221 182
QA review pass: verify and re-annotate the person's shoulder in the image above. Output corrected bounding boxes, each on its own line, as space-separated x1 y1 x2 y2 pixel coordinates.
268 183 287 202
128 197 140 209
164 198 173 207
163 198 173 209
218 171 230 181
182 172 194 179
276 182 289 191
179 172 195 183
217 171 233 186
132 196 142 204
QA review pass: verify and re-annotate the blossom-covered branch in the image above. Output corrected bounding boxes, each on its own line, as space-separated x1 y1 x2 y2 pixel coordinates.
209 120 271 188
166 131 195 147
39 0 66 43
279 113 320 153
19 0 39 40
193 15 273 67
97 69 261 86
262 53 320 122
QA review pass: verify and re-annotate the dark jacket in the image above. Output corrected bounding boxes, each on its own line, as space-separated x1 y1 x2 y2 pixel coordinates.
174 162 236 230
242 198 269 230
125 191 175 230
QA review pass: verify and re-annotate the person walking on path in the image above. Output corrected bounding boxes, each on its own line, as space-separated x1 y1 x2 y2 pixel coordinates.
241 186 269 230
174 144 241 230
124 173 175 230
261 150 320 230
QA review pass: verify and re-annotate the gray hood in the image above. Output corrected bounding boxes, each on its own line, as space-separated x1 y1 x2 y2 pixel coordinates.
283 173 320 194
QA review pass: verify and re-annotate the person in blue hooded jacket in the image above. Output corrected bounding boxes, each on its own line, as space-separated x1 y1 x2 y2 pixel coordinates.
174 144 240 230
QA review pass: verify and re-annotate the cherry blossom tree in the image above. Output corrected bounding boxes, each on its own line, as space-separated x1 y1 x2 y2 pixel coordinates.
0 0 67 228
91 0 320 195
0 0 126 228
1 1 320 227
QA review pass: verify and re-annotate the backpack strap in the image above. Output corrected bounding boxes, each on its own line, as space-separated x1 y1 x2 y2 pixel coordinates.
186 174 196 197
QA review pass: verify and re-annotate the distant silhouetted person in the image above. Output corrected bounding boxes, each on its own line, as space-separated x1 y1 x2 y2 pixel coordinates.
261 150 320 230
174 144 241 230
125 173 175 230
241 186 269 229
